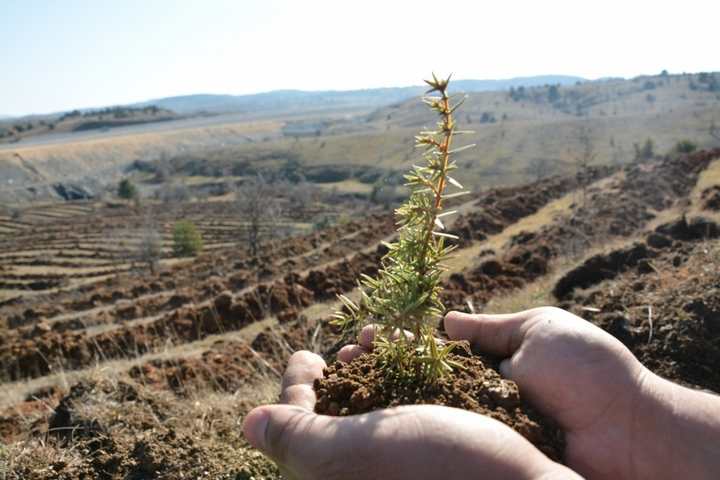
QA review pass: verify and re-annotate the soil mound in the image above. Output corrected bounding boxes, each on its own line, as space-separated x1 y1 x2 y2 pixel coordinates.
702 185 720 211
560 221 720 392
554 217 719 300
128 340 266 395
450 169 613 244
553 243 651 300
315 352 564 462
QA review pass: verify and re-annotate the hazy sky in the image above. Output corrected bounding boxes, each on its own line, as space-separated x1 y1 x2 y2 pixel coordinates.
2 0 718 116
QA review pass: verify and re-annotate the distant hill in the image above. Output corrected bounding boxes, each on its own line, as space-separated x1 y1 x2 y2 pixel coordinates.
7 71 720 205
0 105 177 145
0 115 13 120
136 75 585 115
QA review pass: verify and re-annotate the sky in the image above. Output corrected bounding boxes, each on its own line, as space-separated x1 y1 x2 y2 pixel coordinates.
1 0 719 116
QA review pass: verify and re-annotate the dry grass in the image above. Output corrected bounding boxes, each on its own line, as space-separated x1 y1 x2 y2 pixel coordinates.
689 157 720 217
693 158 720 194
1 370 281 479
483 274 558 314
6 264 124 276
316 179 374 194
0 313 280 410
482 240 627 314
443 187 580 275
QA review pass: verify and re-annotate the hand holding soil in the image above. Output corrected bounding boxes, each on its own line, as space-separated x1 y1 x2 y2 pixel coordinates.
243 350 578 480
244 307 720 479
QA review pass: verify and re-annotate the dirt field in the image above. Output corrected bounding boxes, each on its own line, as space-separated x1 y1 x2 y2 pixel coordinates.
1 149 719 478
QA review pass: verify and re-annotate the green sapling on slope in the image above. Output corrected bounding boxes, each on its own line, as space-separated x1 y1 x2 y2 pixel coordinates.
332 74 474 381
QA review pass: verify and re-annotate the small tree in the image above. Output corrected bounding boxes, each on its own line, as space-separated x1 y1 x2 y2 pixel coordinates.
574 125 596 202
284 180 318 217
633 138 655 162
235 174 281 261
547 84 560 103
118 178 138 200
172 221 203 257
137 223 163 274
674 139 697 155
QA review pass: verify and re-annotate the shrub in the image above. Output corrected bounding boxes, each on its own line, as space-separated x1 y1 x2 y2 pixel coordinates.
674 139 697 154
117 178 138 200
633 138 655 162
172 221 203 256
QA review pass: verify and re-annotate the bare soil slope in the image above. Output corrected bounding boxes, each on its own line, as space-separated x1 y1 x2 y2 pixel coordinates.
1 149 719 478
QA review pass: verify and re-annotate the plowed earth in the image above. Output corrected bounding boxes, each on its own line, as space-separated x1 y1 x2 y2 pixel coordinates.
2 150 719 479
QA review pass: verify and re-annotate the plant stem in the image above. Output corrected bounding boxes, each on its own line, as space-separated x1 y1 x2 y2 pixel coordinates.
419 88 454 274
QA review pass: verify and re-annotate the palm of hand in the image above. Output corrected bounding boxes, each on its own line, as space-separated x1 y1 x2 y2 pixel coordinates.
444 308 647 479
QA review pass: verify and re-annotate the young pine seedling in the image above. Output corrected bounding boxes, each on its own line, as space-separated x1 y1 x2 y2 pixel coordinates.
332 74 474 382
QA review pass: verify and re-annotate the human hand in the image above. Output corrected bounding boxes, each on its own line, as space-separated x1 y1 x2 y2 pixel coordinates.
340 307 706 480
243 350 580 480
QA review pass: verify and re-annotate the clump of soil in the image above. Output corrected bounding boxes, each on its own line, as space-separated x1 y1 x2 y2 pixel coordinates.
702 185 720 211
315 351 564 461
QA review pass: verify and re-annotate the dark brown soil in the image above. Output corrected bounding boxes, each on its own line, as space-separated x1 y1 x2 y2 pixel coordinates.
314 351 565 462
559 218 720 393
702 185 720 211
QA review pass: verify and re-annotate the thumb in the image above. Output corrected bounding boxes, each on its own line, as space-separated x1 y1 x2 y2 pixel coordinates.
444 310 538 357
499 357 515 379
243 404 333 467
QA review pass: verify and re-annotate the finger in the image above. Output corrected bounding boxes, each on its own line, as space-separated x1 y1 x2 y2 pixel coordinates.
280 351 327 409
279 384 316 411
444 310 538 357
499 358 513 378
358 324 415 350
358 324 380 349
337 344 368 363
281 351 327 389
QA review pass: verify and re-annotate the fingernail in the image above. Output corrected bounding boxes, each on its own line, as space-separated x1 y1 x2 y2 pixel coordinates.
243 408 270 451
499 359 512 378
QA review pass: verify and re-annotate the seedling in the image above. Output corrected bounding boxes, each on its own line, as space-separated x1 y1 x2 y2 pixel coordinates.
332 74 474 381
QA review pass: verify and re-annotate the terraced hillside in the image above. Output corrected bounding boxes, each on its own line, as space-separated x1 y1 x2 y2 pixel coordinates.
0 195 348 305
1 149 719 478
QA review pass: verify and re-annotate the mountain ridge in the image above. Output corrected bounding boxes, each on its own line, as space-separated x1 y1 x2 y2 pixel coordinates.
133 75 585 115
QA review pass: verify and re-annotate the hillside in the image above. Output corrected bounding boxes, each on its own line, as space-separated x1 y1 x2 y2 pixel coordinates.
1 148 719 478
131 72 720 194
1 72 718 205
0 106 177 145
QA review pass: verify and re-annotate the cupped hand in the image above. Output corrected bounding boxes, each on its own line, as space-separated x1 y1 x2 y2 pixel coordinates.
341 308 653 480
243 350 579 480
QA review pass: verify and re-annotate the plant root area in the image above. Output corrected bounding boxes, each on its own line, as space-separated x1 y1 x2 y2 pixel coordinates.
314 351 564 461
